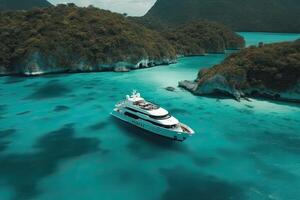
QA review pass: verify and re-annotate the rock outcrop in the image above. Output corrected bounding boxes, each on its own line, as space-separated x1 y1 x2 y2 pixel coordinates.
180 40 300 103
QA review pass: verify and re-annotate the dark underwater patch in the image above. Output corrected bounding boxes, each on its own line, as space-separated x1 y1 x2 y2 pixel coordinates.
88 121 108 131
0 105 7 113
282 117 292 122
245 105 254 109
247 130 300 154
216 147 299 183
42 74 69 79
68 94 77 98
0 129 16 152
169 108 190 115
0 124 102 200
0 104 7 119
191 156 218 167
225 128 300 155
85 97 96 101
0 104 7 111
24 82 40 88
16 111 31 116
160 167 245 200
4 77 25 84
253 158 298 181
238 108 254 115
53 105 70 112
0 129 16 139
197 106 204 110
83 86 94 89
127 141 159 160
25 81 72 100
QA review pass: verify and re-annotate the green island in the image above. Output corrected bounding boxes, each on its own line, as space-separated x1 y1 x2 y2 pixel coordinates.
145 0 300 33
0 4 244 75
179 40 300 102
133 19 245 55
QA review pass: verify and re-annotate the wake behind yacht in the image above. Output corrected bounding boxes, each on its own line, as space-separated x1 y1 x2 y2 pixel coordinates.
111 90 195 141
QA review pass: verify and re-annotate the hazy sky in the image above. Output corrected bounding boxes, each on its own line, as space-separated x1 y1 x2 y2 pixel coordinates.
49 0 157 16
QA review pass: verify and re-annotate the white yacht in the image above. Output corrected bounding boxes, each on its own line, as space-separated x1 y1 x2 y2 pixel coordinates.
111 90 195 141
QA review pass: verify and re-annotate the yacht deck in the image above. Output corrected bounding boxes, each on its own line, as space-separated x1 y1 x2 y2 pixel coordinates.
133 100 159 111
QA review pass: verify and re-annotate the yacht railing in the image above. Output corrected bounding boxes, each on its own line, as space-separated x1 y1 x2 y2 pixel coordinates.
180 123 194 135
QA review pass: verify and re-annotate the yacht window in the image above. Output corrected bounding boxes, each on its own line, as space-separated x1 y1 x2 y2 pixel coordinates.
124 112 139 119
150 114 171 120
126 107 170 120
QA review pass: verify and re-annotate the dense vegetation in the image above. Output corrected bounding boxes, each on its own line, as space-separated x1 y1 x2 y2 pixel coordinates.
0 4 176 74
132 18 245 55
161 21 245 55
183 40 300 101
0 0 52 10
199 40 300 91
0 4 245 75
145 0 300 33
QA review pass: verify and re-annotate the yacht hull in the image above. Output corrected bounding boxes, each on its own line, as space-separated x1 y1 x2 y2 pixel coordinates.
111 110 188 141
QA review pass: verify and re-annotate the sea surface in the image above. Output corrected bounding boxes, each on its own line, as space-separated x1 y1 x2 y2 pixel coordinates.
0 33 300 200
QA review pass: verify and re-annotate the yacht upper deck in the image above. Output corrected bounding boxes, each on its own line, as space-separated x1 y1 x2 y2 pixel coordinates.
133 100 159 111
117 91 169 117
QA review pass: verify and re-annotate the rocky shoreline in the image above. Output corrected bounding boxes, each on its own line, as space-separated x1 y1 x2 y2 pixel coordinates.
179 40 300 103
0 56 177 76
179 79 300 103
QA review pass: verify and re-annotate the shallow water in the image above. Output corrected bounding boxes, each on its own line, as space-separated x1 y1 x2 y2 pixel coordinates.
0 32 300 200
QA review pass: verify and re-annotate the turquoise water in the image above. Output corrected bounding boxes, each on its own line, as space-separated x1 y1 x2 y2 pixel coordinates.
0 32 300 200
239 32 300 46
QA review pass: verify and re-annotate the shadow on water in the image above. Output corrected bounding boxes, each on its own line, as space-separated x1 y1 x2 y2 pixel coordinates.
112 117 217 166
24 80 72 100
160 167 245 200
111 117 187 155
0 124 103 200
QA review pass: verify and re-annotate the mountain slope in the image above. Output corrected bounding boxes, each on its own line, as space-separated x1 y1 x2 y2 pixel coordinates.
0 0 52 11
132 17 245 55
145 0 300 32
162 21 245 55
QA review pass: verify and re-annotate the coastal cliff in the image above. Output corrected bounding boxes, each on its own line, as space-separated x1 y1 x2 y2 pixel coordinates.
0 4 176 75
179 40 300 102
